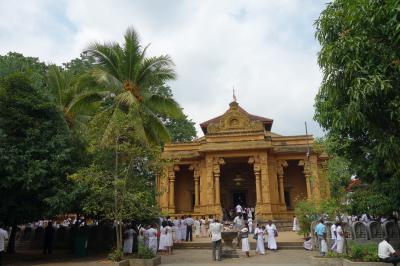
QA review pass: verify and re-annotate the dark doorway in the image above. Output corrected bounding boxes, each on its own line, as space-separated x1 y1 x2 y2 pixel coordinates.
233 192 246 207
284 191 291 209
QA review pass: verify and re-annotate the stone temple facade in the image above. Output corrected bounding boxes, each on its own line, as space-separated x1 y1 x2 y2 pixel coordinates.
157 100 329 220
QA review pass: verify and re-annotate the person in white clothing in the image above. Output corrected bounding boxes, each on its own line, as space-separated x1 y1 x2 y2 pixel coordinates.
240 224 250 257
330 223 337 251
265 220 278 251
194 218 201 238
378 238 400 265
233 214 244 231
254 224 265 255
235 204 243 215
158 222 167 254
173 217 181 243
147 224 158 256
335 222 344 254
165 222 173 255
123 225 135 255
180 216 187 241
0 224 8 266
210 219 223 261
200 216 207 237
207 216 214 237
292 215 300 232
248 218 253 234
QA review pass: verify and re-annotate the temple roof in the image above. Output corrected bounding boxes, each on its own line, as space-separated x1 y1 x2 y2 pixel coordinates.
200 101 273 134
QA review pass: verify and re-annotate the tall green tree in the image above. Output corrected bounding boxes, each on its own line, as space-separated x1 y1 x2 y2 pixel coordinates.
85 27 184 145
314 0 400 213
47 65 108 129
0 74 84 253
0 52 47 90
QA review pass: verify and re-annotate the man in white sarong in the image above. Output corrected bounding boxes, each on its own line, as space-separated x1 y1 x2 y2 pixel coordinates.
265 220 277 251
335 222 344 254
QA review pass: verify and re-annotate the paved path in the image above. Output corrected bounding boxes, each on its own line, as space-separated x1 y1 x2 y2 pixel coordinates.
162 249 316 265
5 249 317 266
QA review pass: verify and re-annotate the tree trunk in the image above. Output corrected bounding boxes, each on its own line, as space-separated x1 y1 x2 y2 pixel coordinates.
7 225 17 254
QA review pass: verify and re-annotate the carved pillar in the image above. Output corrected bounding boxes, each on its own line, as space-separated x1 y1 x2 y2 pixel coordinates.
213 158 225 206
168 165 180 212
249 156 262 204
277 160 288 205
189 164 200 207
299 160 312 200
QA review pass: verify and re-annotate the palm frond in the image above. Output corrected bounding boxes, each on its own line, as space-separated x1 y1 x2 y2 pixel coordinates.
123 27 142 81
144 94 183 119
90 69 123 93
66 90 110 114
141 106 171 144
85 42 122 80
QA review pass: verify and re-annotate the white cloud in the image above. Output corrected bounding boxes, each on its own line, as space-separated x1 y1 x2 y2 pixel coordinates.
0 0 327 137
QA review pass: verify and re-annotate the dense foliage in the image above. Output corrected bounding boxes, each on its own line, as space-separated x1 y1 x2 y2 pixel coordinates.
314 0 400 214
0 74 85 252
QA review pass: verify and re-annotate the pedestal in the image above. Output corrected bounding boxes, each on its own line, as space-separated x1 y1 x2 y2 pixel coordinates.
221 231 239 258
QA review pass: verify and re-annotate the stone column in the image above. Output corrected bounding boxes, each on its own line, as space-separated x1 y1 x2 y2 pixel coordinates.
168 165 180 211
249 156 262 204
299 160 312 200
190 164 200 206
213 158 225 206
277 160 288 205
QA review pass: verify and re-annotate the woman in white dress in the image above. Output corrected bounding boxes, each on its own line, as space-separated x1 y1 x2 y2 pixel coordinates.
200 216 207 237
165 222 173 255
254 224 265 255
123 226 134 255
194 218 201 238
173 217 181 242
147 224 158 255
265 220 277 251
241 223 250 257
158 221 167 254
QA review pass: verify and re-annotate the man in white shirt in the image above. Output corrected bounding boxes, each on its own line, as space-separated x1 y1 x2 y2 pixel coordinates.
0 223 9 266
330 223 337 251
378 238 400 265
210 219 223 261
335 222 344 254
235 204 243 215
233 214 244 230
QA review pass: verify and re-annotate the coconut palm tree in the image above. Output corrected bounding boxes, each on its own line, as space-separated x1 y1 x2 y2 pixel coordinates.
85 27 183 145
47 65 109 129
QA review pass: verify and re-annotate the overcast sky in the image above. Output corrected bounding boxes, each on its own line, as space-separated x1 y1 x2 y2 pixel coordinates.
0 0 328 137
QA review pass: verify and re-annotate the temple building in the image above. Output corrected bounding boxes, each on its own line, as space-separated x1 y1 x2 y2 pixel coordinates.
157 100 329 220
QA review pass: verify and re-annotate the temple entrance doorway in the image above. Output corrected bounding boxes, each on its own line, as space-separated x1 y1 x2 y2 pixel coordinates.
220 157 256 220
233 192 246 207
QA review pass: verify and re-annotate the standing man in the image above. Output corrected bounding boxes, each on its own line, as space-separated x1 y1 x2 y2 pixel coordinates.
335 222 344 254
43 221 55 254
185 215 194 242
330 222 337 251
0 223 8 266
314 219 327 256
210 218 223 261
